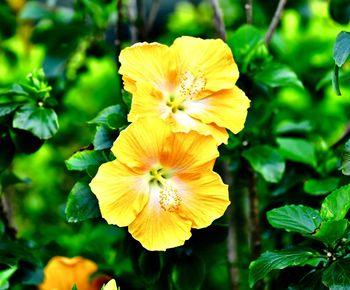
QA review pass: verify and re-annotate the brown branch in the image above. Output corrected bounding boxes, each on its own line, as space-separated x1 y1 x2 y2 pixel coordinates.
223 161 239 290
245 0 253 24
0 195 16 239
146 0 160 37
265 0 288 45
210 0 226 41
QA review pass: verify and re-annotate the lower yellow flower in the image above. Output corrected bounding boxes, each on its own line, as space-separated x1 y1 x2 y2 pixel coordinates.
38 256 102 290
90 118 230 251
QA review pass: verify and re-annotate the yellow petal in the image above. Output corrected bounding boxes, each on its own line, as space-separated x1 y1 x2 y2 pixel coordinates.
170 110 229 144
90 160 149 227
128 186 192 251
112 117 171 169
186 86 250 134
39 256 98 290
104 279 118 290
171 36 239 93
119 42 171 93
176 172 230 228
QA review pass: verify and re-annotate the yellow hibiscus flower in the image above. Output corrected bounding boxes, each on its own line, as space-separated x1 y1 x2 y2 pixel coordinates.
103 279 118 290
38 256 109 290
89 117 230 251
119 36 250 145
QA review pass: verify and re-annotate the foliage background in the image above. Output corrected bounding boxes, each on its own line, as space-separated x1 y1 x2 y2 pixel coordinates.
0 0 350 289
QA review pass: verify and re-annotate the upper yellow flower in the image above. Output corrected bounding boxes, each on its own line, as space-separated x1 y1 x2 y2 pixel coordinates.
119 36 250 145
89 117 230 251
39 256 101 290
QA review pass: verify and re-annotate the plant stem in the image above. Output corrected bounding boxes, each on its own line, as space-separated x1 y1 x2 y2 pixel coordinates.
146 0 160 37
210 0 226 41
245 0 253 24
265 0 288 45
223 161 240 290
127 0 138 43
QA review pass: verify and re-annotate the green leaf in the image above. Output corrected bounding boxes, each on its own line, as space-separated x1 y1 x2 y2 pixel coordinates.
242 145 285 183
88 105 127 129
249 249 325 287
290 269 327 290
93 126 119 150
12 103 58 139
138 251 163 283
254 62 303 88
320 184 350 221
65 150 108 171
311 219 348 246
71 284 78 290
340 139 350 175
333 31 350 67
65 179 101 223
276 137 317 167
0 266 17 289
304 178 340 196
275 120 313 135
330 0 350 24
0 102 22 117
171 253 205 290
322 258 350 289
267 205 322 234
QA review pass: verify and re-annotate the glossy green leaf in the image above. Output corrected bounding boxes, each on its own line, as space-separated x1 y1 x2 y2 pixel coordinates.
65 179 101 223
320 183 350 221
267 205 322 234
12 103 58 139
304 178 339 196
333 31 350 67
249 250 325 287
276 137 317 167
138 251 163 283
311 219 348 245
88 105 126 129
93 126 119 150
242 145 285 183
340 139 350 175
171 253 205 290
65 150 108 171
0 266 17 290
0 102 21 117
254 62 303 88
322 258 350 289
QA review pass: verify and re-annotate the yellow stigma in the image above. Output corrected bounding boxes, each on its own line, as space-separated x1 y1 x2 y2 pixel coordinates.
159 184 181 212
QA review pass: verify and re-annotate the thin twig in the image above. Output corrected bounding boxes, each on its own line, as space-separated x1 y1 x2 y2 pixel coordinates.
223 161 239 290
127 0 138 43
245 0 253 24
247 166 264 290
146 0 160 37
265 0 288 45
210 0 226 41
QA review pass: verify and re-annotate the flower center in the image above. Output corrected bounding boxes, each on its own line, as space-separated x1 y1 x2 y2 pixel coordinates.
159 184 181 212
165 71 206 113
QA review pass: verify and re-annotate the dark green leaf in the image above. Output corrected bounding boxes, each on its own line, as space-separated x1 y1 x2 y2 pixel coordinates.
254 62 303 88
88 105 126 129
311 219 348 246
276 137 317 167
65 179 101 223
12 103 58 139
322 258 350 289
340 139 350 175
330 0 350 24
242 145 285 183
290 269 327 290
249 250 325 287
138 251 163 283
320 183 350 221
0 102 21 117
0 134 15 172
267 205 322 234
333 31 350 67
275 120 313 135
93 126 118 150
65 150 108 171
10 129 44 154
304 178 340 196
171 253 205 290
